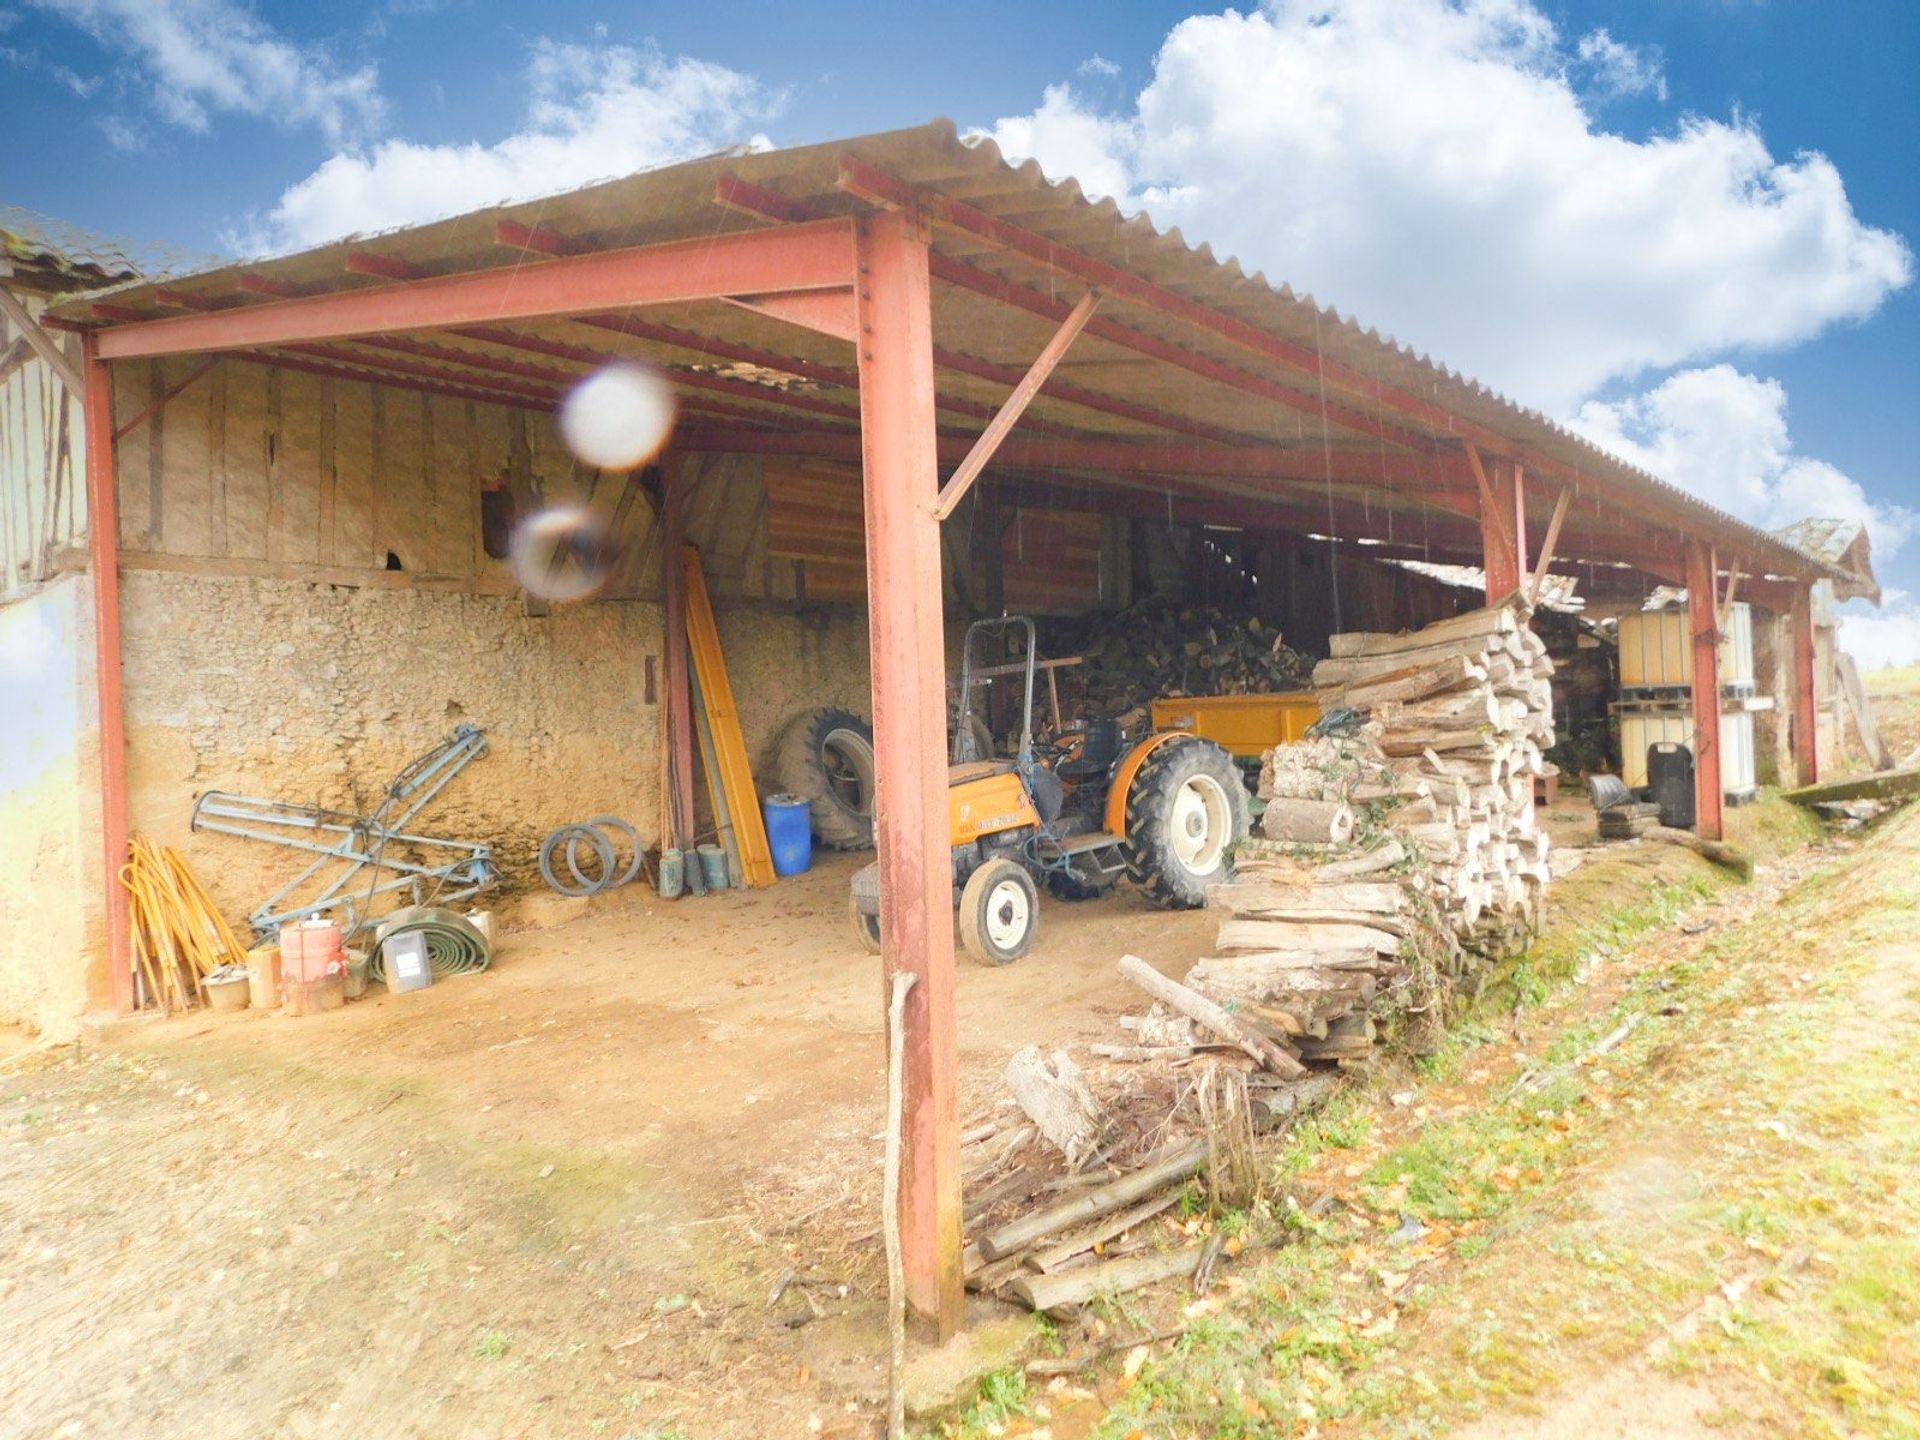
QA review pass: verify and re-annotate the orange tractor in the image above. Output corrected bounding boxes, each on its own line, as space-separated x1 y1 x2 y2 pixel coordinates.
850 616 1249 964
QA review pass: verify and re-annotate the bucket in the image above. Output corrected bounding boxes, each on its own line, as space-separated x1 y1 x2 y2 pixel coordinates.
343 947 370 1000
205 971 250 1013
279 918 345 982
763 793 813 877
657 848 686 899
246 944 282 1010
696 843 730 891
285 972 346 1017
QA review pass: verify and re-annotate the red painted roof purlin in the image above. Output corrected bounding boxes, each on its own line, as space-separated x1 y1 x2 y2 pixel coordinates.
49 120 1843 591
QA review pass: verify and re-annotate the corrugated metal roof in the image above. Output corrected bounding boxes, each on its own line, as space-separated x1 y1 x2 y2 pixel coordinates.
1771 518 1878 602
49 120 1844 587
0 206 212 293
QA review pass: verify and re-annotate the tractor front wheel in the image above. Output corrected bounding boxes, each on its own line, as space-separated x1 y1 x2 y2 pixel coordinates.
959 858 1039 966
1122 737 1249 909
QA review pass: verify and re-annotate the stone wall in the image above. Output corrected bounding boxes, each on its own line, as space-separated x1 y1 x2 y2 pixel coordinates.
0 575 106 1036
118 567 874 931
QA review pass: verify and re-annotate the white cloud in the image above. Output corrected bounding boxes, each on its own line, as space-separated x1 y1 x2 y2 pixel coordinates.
1078 53 1122 79
27 0 383 143
979 0 1911 413
1839 596 1920 671
242 40 776 253
1568 365 1916 561
1576 28 1666 101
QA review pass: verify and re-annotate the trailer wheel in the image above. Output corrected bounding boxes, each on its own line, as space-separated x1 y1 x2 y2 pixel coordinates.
1122 736 1249 909
849 896 883 955
771 707 876 850
959 859 1039 966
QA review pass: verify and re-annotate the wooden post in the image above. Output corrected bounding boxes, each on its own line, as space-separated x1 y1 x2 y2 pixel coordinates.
661 458 696 851
1477 453 1527 603
1790 586 1819 788
82 336 133 1011
855 209 964 1336
1686 539 1725 840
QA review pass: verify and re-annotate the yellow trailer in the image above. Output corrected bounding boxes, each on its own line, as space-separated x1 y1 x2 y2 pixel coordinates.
1148 692 1321 760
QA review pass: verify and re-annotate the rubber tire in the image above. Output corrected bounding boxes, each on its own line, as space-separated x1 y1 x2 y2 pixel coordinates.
770 707 877 851
1122 736 1250 910
959 858 1039 967
849 896 882 956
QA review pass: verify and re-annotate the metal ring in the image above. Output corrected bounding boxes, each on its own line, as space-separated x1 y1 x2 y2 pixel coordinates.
585 815 644 888
564 825 615 891
540 825 604 896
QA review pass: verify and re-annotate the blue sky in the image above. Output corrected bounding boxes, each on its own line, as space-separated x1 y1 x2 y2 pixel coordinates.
3 1 1916 657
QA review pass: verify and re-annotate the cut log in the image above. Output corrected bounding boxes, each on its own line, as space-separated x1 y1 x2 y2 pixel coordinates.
1009 1244 1204 1314
1030 1190 1182 1273
975 1139 1209 1261
1259 797 1355 844
1005 1047 1108 1167
1326 598 1525 658
1319 654 1486 708
1318 839 1406 878
1645 825 1755 880
1207 881 1404 916
1116 953 1307 1077
1214 917 1401 956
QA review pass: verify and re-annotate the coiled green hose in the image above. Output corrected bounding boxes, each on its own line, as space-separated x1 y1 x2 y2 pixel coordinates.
370 905 492 983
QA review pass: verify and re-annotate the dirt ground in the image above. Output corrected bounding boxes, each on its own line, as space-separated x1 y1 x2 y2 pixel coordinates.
0 851 1216 1439
5 793 1911 1440
1864 663 1920 768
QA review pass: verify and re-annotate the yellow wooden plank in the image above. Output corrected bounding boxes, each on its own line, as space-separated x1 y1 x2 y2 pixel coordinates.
682 544 778 887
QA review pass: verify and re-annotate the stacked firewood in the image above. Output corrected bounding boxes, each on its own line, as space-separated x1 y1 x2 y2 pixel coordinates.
1303 594 1556 957
1040 598 1310 726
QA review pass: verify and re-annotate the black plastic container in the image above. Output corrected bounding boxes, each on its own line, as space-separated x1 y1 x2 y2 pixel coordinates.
1646 742 1695 830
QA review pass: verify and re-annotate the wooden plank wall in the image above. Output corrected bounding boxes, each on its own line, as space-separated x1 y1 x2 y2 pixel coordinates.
106 355 817 606
0 292 84 597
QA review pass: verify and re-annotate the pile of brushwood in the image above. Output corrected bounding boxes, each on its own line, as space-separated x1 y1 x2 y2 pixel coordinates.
1038 597 1311 730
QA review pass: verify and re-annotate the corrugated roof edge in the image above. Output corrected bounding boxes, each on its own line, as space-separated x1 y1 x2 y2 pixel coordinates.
48 118 1846 587
940 122 1844 587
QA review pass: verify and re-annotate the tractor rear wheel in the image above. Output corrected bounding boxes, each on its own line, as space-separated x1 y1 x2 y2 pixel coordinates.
771 707 876 850
959 858 1039 966
1122 737 1249 909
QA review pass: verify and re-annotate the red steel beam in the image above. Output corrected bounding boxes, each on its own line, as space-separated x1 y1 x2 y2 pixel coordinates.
1478 455 1527 602
94 219 860 360
934 289 1099 520
713 171 1419 453
344 249 423 281
83 336 134 1012
1791 586 1819 787
495 219 575 257
838 158 1511 453
1686 539 1726 840
237 273 306 299
284 343 563 406
856 209 963 1337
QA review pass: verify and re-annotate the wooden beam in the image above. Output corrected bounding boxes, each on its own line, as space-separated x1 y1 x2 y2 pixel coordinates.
93 219 860 360
82 336 133 1011
934 289 1098 521
112 355 221 441
1790 585 1819 788
1686 539 1725 840
1528 487 1572 605
856 209 964 1338
0 284 84 393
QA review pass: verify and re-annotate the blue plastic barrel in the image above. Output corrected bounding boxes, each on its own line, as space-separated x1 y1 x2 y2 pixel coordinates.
763 793 814 876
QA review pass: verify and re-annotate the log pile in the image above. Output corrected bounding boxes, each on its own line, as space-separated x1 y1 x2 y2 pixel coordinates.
1307 593 1556 959
1040 597 1310 726
948 599 1559 1317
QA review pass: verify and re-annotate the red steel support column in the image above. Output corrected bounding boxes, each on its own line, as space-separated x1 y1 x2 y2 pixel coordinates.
661 459 696 852
856 209 964 1336
1686 539 1725 840
82 335 133 1011
1480 456 1528 603
1790 585 1819 788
